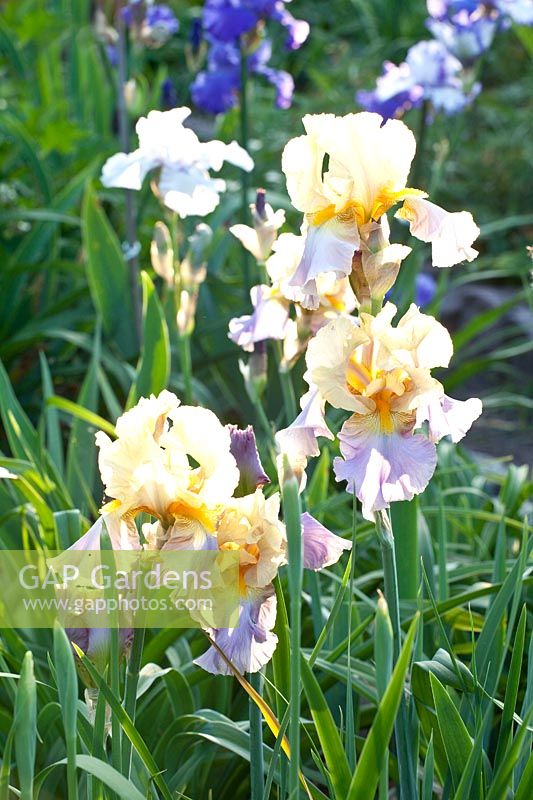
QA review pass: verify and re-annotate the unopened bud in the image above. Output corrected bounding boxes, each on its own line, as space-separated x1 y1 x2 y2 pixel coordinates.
187 223 213 269
150 221 175 287
255 188 267 221
239 341 267 402
374 589 393 698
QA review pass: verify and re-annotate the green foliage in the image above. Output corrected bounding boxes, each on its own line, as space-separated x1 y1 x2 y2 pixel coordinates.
0 0 531 799
127 271 170 406
82 183 137 359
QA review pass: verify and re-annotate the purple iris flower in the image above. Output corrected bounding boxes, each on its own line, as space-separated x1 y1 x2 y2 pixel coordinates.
270 2 310 49
106 44 119 68
146 4 180 35
122 3 180 39
189 17 204 54
357 61 425 118
203 0 272 41
426 0 500 62
357 39 480 119
191 41 241 113
191 38 294 113
494 0 533 25
161 77 178 108
202 0 307 49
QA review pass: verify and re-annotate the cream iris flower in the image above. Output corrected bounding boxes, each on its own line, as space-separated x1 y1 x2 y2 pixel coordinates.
101 107 253 217
281 112 479 306
96 390 239 549
195 487 351 675
303 304 482 519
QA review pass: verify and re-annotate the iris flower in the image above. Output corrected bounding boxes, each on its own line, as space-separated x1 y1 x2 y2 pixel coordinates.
101 107 253 217
65 393 351 675
229 231 355 353
195 490 351 674
202 0 309 51
191 39 295 114
280 304 481 519
357 40 481 119
96 391 240 551
281 112 479 307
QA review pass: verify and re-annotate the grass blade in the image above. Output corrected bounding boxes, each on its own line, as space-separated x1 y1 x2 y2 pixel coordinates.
53 624 79 800
346 614 419 800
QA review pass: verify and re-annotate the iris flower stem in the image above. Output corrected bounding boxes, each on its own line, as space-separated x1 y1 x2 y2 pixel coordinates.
239 37 252 300
274 342 297 423
345 495 358 770
121 627 145 778
101 533 121 784
391 499 419 601
169 211 194 405
281 461 303 800
179 332 194 405
375 509 417 800
117 7 142 346
90 689 107 797
248 670 264 799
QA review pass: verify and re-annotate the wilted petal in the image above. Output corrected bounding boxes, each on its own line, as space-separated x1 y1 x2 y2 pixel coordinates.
334 413 437 520
228 285 290 352
227 424 270 496
396 197 479 268
194 586 278 675
361 241 412 300
417 393 482 443
301 512 351 570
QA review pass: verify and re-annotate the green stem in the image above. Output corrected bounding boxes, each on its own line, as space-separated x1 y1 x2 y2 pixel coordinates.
391 499 419 601
345 496 358 770
282 463 303 799
248 671 264 799
66 732 78 800
90 688 107 799
179 332 193 405
121 627 145 778
278 361 297 423
116 8 142 345
437 490 449 602
239 37 252 298
375 509 417 800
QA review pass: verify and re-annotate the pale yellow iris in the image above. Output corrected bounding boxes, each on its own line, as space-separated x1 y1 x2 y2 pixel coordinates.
310 187 426 229
102 467 218 533
346 352 412 434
